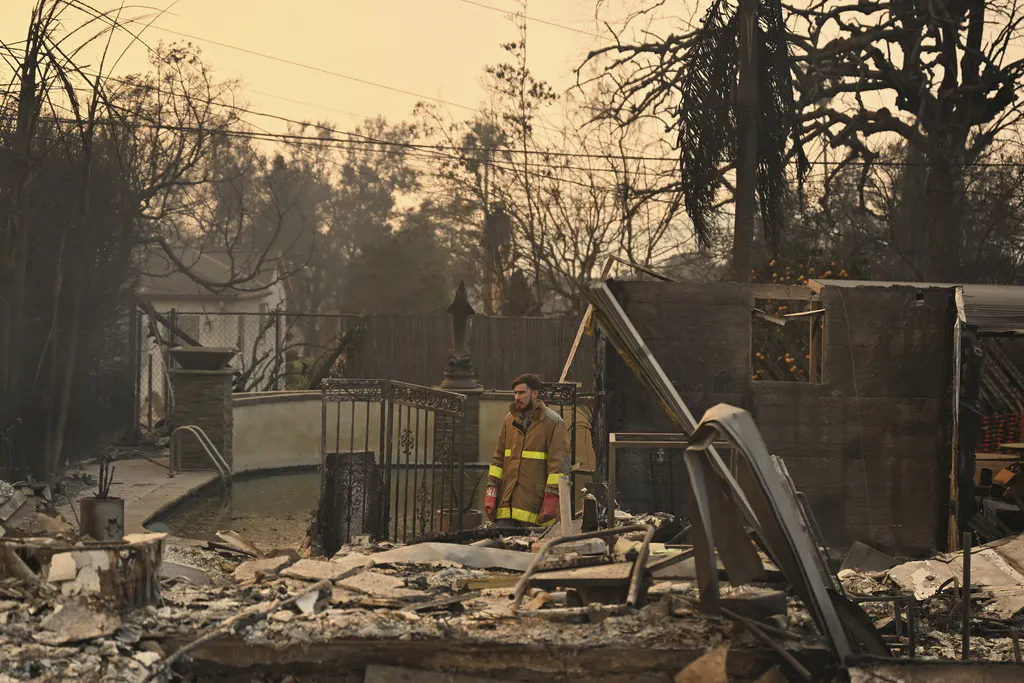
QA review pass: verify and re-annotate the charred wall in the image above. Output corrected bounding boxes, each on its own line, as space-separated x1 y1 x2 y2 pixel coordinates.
604 281 956 556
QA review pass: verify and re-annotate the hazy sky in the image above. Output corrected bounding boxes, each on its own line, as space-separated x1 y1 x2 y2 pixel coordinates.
0 1 654 135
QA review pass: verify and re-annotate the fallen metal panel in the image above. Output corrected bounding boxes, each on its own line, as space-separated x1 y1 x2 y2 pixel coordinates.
689 405 855 661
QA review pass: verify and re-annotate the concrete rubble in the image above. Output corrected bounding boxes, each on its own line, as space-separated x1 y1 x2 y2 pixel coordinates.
0 535 800 682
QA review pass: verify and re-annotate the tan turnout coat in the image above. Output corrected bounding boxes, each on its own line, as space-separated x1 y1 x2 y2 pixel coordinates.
488 401 569 525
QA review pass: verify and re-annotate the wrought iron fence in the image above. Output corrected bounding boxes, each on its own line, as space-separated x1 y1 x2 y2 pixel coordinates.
317 379 473 550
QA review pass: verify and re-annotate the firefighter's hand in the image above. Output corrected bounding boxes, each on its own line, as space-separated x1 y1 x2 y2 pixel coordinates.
537 492 559 524
484 486 498 521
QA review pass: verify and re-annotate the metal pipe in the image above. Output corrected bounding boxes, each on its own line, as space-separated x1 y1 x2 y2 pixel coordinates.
512 524 653 614
962 531 972 660
907 602 916 658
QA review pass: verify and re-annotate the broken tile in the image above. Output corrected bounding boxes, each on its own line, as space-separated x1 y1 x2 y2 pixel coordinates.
270 610 294 623
34 601 120 645
280 558 364 582
47 553 77 583
295 590 319 616
233 555 293 582
841 541 897 573
338 571 407 597
70 550 111 570
887 560 958 600
367 543 532 571
133 651 161 668
61 566 101 596
161 561 212 586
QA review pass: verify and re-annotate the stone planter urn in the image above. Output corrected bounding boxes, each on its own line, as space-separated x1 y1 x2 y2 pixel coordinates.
79 497 124 541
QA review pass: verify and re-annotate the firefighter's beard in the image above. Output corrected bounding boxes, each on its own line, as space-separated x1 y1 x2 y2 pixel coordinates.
515 396 533 413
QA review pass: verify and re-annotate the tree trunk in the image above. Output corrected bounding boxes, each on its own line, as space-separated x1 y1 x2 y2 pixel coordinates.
732 0 759 283
897 131 968 282
44 276 83 480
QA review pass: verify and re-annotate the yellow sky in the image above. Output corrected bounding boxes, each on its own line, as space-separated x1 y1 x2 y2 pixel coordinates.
0 0 649 134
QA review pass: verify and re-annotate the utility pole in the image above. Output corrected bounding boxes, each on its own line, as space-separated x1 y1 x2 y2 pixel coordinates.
732 0 759 282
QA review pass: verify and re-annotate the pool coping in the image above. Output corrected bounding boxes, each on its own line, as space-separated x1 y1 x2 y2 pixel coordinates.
143 464 322 544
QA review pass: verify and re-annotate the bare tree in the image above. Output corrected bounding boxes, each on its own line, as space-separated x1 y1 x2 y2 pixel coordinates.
0 1 299 480
788 0 1024 280
584 0 1024 282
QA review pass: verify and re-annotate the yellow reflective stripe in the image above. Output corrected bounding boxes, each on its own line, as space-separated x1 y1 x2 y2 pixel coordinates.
546 473 561 486
488 465 504 479
504 449 547 460
496 506 543 524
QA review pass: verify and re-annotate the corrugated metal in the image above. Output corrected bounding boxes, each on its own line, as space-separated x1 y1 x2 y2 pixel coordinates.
808 279 1024 335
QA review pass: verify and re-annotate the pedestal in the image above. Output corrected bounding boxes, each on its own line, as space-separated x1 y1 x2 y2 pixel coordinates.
171 369 234 470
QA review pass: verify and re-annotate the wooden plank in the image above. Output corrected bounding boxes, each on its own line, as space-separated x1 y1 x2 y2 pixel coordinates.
530 561 633 589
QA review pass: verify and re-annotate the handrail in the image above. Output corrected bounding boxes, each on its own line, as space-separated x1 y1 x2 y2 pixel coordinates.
169 425 231 487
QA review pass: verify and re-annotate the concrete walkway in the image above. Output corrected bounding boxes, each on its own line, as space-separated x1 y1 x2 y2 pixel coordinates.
57 457 217 535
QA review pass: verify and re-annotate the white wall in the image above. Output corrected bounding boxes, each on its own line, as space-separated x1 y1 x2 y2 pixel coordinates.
231 391 594 473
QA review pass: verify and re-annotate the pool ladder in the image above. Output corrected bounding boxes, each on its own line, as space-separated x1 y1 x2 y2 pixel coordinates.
169 425 231 488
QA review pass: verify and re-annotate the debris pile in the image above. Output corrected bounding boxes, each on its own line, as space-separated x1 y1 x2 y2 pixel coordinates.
0 531 804 682
0 479 75 539
837 534 1024 662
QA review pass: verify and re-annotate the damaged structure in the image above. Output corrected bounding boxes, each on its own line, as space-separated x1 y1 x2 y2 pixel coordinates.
598 279 1024 556
5 278 1024 681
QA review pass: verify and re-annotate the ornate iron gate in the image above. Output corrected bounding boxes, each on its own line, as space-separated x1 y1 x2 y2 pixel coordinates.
319 379 469 547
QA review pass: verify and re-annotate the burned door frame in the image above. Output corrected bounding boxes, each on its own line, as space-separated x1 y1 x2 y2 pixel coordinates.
319 379 468 548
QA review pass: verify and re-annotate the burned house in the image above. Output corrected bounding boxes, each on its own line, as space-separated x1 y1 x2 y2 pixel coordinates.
600 279 1024 558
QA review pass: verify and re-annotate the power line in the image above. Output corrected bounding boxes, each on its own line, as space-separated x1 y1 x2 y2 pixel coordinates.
142 24 478 113
453 0 605 39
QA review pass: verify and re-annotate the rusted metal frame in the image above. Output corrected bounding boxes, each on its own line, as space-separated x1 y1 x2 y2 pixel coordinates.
606 433 734 528
808 297 821 382
512 524 655 618
963 530 972 660
560 258 623 384
850 594 918 657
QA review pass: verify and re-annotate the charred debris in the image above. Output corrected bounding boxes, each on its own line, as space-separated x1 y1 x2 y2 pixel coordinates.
3 280 1024 681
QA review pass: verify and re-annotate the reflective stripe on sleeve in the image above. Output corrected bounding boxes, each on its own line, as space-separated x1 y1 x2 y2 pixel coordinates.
489 465 504 479
546 473 561 486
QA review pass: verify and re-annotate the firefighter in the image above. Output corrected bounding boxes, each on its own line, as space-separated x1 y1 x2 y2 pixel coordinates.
484 373 569 527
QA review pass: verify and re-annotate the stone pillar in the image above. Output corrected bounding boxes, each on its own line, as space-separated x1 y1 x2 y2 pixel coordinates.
171 369 234 470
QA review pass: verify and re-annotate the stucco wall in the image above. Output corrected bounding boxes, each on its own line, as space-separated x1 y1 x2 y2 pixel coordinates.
233 392 488 474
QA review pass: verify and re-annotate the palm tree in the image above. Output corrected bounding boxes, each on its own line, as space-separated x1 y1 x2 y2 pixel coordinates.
679 0 807 280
